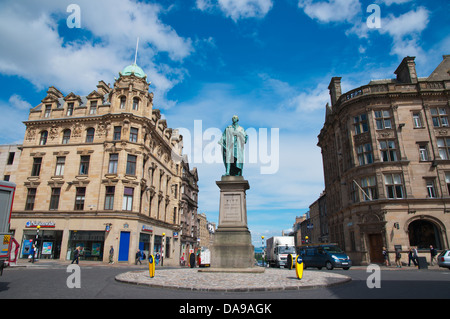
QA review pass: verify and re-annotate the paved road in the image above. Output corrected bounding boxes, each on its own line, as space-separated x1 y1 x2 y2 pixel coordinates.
1 262 449 301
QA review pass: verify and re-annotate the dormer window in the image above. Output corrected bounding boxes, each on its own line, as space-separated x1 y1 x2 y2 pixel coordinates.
67 102 74 116
89 101 97 114
44 104 51 118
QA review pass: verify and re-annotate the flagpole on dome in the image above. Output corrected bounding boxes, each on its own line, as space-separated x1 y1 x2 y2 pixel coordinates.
134 37 139 65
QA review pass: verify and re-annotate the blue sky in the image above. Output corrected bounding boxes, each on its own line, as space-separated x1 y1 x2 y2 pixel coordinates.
0 0 449 247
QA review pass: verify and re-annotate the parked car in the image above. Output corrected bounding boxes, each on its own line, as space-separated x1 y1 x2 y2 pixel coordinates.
437 249 450 269
299 244 352 270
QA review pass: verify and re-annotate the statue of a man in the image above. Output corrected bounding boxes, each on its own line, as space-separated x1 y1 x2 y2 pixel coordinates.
219 115 248 176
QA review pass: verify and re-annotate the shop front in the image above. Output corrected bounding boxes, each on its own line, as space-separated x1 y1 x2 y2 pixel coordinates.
20 221 63 260
67 230 105 261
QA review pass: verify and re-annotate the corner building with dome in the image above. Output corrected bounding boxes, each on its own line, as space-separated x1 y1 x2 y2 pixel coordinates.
10 63 185 265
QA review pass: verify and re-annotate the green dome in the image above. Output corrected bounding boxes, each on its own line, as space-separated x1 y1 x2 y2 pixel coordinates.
120 63 146 78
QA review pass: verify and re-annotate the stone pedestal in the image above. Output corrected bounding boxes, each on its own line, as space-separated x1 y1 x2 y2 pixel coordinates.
207 176 263 272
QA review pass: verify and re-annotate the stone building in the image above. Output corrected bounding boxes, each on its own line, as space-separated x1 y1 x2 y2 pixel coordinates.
0 144 22 183
318 55 450 265
197 212 216 250
179 155 199 261
10 63 184 265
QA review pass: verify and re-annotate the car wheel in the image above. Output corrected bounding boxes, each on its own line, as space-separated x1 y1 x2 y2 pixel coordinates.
317 267 322 270
326 261 334 270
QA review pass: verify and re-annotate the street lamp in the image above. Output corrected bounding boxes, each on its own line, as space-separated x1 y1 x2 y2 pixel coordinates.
34 225 41 263
261 236 265 267
161 232 165 267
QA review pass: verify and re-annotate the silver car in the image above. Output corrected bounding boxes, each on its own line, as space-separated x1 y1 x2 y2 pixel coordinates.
437 250 450 269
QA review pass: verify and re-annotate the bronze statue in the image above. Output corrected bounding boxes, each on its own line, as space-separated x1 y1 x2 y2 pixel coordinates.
219 115 248 176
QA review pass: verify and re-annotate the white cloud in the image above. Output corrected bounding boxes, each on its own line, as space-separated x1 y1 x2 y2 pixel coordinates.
297 0 362 24
9 94 32 110
380 6 430 39
0 0 193 108
378 7 430 58
377 0 413 6
196 0 273 21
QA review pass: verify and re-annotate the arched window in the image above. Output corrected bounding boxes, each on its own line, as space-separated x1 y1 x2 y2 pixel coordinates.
132 97 139 110
86 127 95 143
39 130 48 145
62 129 71 144
120 96 126 109
408 219 442 250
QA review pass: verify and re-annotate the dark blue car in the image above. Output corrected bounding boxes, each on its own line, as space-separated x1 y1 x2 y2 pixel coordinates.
299 244 352 270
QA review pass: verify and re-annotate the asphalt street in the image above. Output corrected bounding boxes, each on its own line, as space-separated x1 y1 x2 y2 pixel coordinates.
1 263 449 300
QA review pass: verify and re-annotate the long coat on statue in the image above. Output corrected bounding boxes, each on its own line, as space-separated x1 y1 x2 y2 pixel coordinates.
219 123 247 176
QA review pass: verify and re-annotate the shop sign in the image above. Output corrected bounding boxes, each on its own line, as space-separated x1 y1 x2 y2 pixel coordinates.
142 225 153 233
25 221 56 228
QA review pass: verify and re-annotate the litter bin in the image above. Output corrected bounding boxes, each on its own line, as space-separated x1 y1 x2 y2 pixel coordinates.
417 257 428 269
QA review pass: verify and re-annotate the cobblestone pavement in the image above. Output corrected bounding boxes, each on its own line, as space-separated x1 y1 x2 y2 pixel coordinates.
115 268 352 292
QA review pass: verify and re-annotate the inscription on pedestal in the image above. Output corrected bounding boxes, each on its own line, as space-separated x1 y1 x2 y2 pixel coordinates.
222 194 241 222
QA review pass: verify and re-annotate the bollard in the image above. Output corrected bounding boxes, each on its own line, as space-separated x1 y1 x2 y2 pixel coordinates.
189 253 196 268
295 255 304 280
148 254 155 278
287 254 294 270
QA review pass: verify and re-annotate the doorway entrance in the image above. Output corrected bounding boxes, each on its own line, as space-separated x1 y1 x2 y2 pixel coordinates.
408 219 442 250
368 233 384 263
119 231 130 262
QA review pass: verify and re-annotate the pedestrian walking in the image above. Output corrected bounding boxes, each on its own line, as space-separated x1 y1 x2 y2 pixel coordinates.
412 246 419 267
382 247 389 266
71 246 80 264
408 247 417 266
135 249 142 265
109 245 114 264
29 244 35 263
155 252 160 265
430 245 437 266
395 249 402 268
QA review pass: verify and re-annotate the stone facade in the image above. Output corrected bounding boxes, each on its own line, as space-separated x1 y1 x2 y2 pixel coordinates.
318 55 450 265
179 156 199 262
0 144 21 183
10 64 184 265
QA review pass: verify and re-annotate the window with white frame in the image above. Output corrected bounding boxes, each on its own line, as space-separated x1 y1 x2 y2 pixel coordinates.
123 187 134 211
426 179 437 198
412 112 422 128
418 144 429 161
54 156 65 176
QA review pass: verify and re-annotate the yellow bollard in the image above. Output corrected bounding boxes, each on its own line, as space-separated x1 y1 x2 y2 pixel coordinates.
295 255 304 280
148 254 155 278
